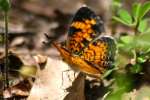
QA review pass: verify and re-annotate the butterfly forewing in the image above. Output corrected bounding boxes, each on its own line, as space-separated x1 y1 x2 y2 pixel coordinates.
67 6 104 55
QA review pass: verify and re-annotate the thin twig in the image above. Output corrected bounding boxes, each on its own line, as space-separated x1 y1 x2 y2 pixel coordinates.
4 11 9 89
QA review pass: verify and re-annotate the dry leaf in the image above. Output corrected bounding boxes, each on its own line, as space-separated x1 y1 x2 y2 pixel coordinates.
27 57 85 100
3 80 31 98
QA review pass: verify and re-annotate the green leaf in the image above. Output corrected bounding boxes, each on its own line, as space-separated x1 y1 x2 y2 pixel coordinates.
118 9 132 24
105 72 134 100
102 67 117 79
139 1 150 20
117 43 125 48
118 33 150 55
105 88 126 100
115 54 131 68
113 16 131 26
19 65 37 78
112 0 122 8
0 0 10 12
135 33 150 51
130 64 142 73
138 19 148 33
137 56 146 63
132 3 141 23
113 0 121 2
120 36 134 44
115 73 133 88
113 9 134 26
145 48 150 57
145 28 150 33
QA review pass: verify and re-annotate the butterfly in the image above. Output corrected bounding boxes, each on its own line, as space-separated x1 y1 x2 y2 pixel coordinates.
49 6 116 78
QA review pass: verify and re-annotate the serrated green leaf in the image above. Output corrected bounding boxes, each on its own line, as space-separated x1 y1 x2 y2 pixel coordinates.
0 0 10 12
139 1 150 20
118 9 132 24
138 19 148 33
132 3 141 23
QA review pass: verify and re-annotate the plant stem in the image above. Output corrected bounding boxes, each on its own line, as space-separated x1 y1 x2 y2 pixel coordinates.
4 11 9 89
134 21 140 35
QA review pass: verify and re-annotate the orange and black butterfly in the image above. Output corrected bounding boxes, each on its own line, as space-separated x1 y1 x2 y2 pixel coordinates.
49 6 116 78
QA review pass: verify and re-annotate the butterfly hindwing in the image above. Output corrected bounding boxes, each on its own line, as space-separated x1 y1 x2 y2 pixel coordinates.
80 36 117 73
